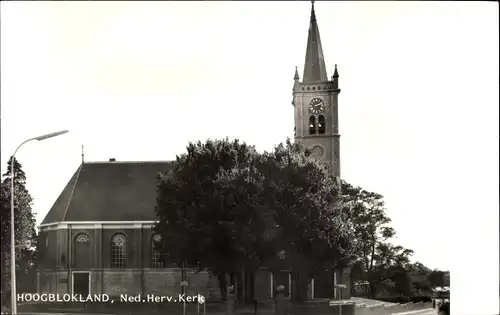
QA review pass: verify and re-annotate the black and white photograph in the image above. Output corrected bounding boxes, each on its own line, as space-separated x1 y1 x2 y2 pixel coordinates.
1 2 498 315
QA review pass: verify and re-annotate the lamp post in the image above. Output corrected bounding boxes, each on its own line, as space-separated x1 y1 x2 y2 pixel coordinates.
180 261 187 315
10 130 68 315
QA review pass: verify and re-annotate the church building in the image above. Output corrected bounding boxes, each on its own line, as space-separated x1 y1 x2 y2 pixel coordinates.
37 2 350 302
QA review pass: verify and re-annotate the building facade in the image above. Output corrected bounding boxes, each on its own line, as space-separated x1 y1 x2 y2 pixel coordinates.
37 2 350 302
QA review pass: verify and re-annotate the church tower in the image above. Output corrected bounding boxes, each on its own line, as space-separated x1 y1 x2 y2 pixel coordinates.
292 1 341 179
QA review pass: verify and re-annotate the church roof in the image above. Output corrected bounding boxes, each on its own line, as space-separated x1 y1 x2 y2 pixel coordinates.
41 161 173 224
302 1 328 83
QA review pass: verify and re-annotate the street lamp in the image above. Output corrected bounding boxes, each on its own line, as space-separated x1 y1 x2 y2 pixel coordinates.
10 130 68 315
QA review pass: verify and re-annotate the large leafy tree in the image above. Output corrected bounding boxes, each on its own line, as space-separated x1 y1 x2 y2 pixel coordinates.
255 140 357 301
1 157 37 306
154 139 357 301
154 139 267 300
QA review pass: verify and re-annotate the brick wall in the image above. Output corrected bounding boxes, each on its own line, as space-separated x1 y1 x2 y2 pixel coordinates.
254 270 271 299
102 270 142 296
37 269 220 297
37 231 58 269
142 269 220 299
186 270 220 299
38 271 53 293
143 269 181 295
341 268 351 299
91 271 100 294
37 270 70 294
54 271 70 295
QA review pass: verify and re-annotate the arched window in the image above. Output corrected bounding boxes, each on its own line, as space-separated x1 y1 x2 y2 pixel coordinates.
318 115 326 134
75 234 90 243
309 116 317 135
111 234 127 268
73 233 91 268
151 234 164 268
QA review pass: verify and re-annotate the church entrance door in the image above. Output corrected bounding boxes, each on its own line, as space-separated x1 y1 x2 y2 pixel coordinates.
72 272 90 295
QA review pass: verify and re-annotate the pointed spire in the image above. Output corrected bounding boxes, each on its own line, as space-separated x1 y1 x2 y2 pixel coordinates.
303 1 328 83
311 1 316 22
332 64 339 89
81 145 85 163
294 66 300 80
293 66 300 92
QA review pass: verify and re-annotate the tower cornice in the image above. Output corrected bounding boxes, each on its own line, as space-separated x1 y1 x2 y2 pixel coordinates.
293 80 340 94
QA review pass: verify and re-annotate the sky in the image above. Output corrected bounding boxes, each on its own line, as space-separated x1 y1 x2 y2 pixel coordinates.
1 0 498 301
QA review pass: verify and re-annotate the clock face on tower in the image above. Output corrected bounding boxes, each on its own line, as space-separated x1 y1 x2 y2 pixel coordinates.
309 98 324 115
311 145 324 157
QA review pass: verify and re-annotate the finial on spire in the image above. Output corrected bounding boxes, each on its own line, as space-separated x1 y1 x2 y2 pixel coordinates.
332 65 339 89
333 64 339 78
81 145 85 163
294 66 300 80
310 0 316 22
